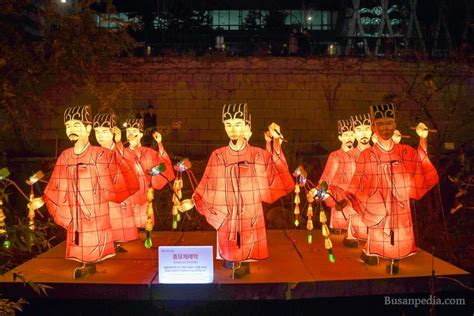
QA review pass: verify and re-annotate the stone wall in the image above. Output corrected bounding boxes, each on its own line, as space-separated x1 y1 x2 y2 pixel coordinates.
4 57 473 158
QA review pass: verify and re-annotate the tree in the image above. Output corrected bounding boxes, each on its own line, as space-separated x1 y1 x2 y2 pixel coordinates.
0 0 136 154
263 10 289 30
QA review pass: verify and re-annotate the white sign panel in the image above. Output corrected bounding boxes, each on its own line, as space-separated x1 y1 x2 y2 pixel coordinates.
158 246 214 284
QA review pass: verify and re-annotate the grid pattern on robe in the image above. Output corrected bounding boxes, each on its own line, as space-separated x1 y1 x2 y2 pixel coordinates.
194 140 293 262
124 145 175 228
344 147 369 240
319 148 354 230
331 143 439 259
108 144 139 242
44 145 139 263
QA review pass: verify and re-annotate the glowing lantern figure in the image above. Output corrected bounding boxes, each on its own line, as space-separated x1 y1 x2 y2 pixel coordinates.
93 113 140 250
326 104 439 274
44 105 140 279
193 103 293 279
335 113 373 248
318 119 355 233
122 118 175 248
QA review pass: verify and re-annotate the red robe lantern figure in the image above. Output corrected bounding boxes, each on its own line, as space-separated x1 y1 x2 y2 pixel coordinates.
328 104 439 274
93 113 139 251
340 113 373 248
44 106 139 279
318 119 355 232
193 103 293 279
122 118 175 230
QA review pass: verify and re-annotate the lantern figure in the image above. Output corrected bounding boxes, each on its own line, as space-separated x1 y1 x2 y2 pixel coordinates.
325 103 439 274
93 113 140 252
193 103 293 279
44 105 140 279
122 118 175 240
318 119 355 236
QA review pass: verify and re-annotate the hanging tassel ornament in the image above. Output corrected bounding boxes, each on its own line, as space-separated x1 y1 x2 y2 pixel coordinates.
319 203 335 263
28 191 35 231
0 200 10 249
293 182 300 227
144 185 154 249
171 175 184 230
306 192 314 244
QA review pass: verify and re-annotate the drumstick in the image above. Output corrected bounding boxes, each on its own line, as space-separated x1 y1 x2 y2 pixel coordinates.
410 127 437 133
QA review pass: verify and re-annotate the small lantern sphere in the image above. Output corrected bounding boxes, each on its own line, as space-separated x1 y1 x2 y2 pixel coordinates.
2 239 11 249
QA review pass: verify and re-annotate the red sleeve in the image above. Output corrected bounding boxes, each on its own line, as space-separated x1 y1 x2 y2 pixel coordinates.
100 148 139 203
193 150 228 230
43 152 72 229
257 144 294 204
405 144 439 200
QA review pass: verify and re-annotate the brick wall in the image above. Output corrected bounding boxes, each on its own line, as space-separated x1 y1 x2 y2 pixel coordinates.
94 57 473 158
5 57 473 158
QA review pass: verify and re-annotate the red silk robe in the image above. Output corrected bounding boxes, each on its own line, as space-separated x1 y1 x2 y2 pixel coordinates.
331 142 439 259
319 148 354 230
194 140 293 262
344 147 369 240
108 143 139 242
124 143 175 228
44 144 139 263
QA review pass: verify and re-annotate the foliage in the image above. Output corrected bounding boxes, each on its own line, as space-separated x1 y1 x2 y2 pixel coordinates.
242 10 262 31
1 219 56 273
0 298 28 315
0 0 137 153
263 10 289 29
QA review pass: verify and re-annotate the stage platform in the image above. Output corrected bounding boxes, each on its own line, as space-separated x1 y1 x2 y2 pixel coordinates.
0 230 471 301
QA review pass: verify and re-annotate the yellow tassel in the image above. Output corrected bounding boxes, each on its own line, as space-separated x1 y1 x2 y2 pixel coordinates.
172 194 179 204
319 210 327 223
307 204 313 218
324 238 333 250
0 202 6 236
307 189 317 202
147 187 154 202
172 205 178 216
294 184 300 194
147 202 154 218
145 218 153 232
294 204 300 215
294 194 300 204
177 190 182 200
306 219 313 231
322 224 330 238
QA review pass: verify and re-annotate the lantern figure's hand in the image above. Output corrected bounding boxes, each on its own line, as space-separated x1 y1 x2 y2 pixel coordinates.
112 127 121 142
268 122 284 144
153 131 162 144
415 122 429 139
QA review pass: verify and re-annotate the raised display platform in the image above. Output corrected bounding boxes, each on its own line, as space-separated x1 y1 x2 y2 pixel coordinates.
0 230 470 302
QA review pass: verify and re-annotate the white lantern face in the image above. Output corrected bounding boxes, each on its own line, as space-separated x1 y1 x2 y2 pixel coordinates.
65 120 90 143
94 127 114 148
338 131 355 151
126 127 143 147
224 118 248 141
354 124 372 146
